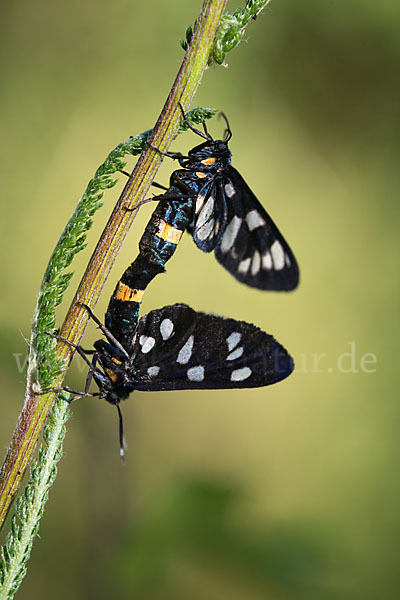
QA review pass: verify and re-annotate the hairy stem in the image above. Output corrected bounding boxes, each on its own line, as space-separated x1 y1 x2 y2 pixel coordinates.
0 397 70 599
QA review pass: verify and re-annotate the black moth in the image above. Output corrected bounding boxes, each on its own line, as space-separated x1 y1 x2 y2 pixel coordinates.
155 111 299 291
64 303 294 457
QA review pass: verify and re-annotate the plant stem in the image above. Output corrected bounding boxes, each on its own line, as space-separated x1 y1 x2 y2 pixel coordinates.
0 398 70 599
0 0 227 531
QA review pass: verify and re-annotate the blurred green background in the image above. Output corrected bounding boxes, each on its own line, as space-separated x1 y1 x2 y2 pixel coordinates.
1 1 399 598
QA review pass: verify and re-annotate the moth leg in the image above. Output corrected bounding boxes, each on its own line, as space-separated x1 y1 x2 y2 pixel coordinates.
119 174 168 193
125 186 197 212
151 181 169 191
83 352 98 395
119 174 171 211
124 197 158 212
78 303 129 359
146 142 189 161
46 332 95 370
36 337 102 399
151 189 197 201
35 385 91 397
171 172 200 196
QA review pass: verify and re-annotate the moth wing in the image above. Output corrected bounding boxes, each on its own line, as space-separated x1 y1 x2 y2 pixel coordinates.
133 307 294 391
191 180 228 253
214 167 299 291
129 303 197 372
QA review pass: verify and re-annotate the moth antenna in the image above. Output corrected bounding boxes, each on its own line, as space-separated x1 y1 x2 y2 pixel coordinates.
219 112 232 142
116 403 126 461
178 102 211 140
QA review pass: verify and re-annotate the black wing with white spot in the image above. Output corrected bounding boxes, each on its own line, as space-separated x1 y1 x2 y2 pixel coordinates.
129 304 294 391
187 178 227 254
128 303 197 367
214 166 299 291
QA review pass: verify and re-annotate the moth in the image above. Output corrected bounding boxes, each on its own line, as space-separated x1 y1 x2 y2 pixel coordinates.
149 110 300 291
57 302 294 457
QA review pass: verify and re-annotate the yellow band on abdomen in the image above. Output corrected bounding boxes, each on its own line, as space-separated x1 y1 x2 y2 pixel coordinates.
155 219 183 244
115 282 144 302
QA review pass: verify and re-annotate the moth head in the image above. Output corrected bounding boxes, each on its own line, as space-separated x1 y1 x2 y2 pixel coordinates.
215 140 230 157
93 339 132 404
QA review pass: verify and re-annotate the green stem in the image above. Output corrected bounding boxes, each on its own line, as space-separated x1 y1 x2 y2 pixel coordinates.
0 397 70 599
0 0 227 531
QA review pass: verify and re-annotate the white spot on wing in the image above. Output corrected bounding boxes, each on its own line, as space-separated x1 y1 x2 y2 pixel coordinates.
160 318 174 340
251 250 261 276
246 210 266 231
262 251 273 270
238 257 251 274
227 347 244 361
270 240 285 270
220 216 242 253
187 365 205 382
231 367 252 382
139 335 155 353
195 194 205 215
196 196 214 228
177 335 194 364
147 366 160 377
224 182 235 198
226 332 241 351
196 218 215 241
285 254 291 267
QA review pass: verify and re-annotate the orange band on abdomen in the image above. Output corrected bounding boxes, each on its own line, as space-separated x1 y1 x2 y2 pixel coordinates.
115 282 144 302
155 220 183 244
